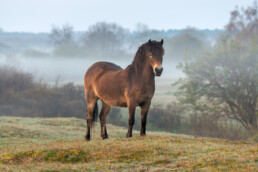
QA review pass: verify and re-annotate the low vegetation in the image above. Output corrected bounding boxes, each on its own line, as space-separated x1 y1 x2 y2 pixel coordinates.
0 65 86 118
0 117 257 171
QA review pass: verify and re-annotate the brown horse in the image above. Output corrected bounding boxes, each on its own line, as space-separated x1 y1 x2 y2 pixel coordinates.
84 39 164 140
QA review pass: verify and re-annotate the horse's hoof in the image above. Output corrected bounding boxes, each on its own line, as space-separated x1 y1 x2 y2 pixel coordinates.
140 133 146 136
102 135 109 140
126 134 132 138
85 136 91 141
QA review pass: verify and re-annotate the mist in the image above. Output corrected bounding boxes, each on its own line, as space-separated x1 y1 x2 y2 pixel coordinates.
0 56 183 83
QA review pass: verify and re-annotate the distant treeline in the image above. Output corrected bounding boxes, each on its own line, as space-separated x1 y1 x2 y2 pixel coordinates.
0 23 221 61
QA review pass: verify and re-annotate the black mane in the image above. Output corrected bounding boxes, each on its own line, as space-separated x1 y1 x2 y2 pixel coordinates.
132 43 148 68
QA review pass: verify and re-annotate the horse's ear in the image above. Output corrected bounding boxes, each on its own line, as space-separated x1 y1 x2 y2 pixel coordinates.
148 39 152 45
160 39 164 45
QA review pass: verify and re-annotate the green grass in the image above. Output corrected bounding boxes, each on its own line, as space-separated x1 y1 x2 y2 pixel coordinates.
0 116 257 171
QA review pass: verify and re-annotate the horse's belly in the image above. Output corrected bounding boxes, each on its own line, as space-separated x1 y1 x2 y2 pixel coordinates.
101 96 127 107
96 88 128 107
110 101 127 107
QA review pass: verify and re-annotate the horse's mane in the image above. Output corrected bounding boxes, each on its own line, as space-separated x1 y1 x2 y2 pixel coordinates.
131 43 148 68
124 43 148 71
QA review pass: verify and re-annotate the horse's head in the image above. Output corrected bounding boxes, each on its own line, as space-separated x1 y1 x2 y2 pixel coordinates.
147 39 164 76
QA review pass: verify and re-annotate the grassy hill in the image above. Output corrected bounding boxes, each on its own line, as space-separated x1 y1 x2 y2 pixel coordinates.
0 116 257 171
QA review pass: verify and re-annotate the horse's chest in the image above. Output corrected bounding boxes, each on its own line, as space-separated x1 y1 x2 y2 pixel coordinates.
135 85 155 101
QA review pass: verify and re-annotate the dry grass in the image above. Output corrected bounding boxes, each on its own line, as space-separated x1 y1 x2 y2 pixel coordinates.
0 116 257 171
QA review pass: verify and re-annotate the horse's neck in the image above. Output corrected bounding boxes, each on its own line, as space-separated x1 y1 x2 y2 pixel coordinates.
133 60 155 85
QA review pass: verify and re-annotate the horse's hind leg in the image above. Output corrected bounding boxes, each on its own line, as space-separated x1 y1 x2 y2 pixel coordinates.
99 101 110 139
85 91 97 141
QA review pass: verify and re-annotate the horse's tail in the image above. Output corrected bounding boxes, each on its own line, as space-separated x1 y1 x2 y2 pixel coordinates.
92 102 98 125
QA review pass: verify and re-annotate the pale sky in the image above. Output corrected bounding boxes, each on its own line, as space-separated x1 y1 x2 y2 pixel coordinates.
0 0 255 32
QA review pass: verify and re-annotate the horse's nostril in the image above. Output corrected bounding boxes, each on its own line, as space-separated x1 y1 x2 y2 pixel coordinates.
155 67 163 76
155 67 163 73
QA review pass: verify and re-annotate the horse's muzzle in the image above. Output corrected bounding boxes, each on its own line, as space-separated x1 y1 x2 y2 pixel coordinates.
154 67 163 76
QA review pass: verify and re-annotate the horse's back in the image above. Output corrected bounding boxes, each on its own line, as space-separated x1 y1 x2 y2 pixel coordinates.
90 61 122 72
84 61 123 89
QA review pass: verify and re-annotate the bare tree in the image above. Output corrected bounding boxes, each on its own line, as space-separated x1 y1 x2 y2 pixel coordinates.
50 24 74 46
82 22 128 58
226 1 258 40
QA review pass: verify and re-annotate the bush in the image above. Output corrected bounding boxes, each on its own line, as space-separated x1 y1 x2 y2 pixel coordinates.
174 2 258 133
0 65 86 118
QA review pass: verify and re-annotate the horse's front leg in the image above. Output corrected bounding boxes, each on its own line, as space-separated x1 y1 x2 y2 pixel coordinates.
126 102 136 138
140 102 151 136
